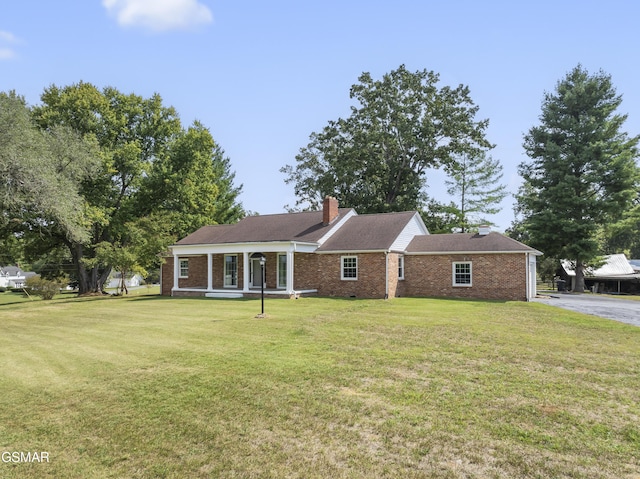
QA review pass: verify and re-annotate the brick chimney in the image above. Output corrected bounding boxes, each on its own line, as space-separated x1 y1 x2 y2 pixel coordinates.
323 196 339 226
478 225 491 236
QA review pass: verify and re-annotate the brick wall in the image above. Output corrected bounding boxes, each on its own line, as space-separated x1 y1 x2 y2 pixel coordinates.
313 253 389 298
161 254 246 296
293 253 318 290
161 257 173 296
402 253 528 301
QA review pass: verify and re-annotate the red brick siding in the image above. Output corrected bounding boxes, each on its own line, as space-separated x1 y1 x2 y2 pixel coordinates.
293 253 319 290
314 253 388 298
161 257 173 296
402 253 527 301
211 254 244 290
178 256 208 289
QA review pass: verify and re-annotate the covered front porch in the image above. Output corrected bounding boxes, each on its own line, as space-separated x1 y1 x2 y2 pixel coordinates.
168 242 318 299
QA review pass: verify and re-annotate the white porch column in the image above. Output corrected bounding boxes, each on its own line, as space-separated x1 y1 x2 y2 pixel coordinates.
207 253 213 291
173 254 179 293
287 250 295 295
242 251 250 292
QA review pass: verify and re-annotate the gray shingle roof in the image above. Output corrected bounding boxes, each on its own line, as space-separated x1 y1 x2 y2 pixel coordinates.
406 232 540 254
175 208 354 245
317 211 418 252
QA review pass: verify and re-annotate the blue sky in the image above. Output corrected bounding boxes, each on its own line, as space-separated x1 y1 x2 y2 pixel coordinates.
2 0 639 231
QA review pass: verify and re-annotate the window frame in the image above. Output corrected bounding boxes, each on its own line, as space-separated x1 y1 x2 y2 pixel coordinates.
341 255 358 281
277 253 287 289
452 261 472 287
178 259 189 279
398 255 405 280
224 254 238 288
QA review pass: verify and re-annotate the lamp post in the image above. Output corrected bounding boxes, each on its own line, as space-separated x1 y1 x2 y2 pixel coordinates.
251 252 266 317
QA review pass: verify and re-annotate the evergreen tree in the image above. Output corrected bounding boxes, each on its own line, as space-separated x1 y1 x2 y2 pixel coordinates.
445 151 507 232
517 65 639 292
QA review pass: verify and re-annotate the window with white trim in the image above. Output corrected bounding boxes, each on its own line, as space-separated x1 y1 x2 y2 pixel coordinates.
341 256 358 280
398 255 405 280
452 262 472 287
179 259 189 278
277 254 287 289
224 254 238 287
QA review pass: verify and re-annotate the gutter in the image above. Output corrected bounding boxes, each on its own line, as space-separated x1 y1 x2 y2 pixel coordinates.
385 251 389 299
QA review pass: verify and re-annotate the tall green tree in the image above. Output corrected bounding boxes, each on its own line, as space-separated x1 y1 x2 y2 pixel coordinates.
517 65 639 292
281 65 493 213
28 82 243 294
445 151 507 232
600 190 640 257
0 91 100 250
139 121 244 238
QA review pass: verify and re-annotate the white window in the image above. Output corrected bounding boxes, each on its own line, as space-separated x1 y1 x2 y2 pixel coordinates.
453 262 472 287
179 259 189 278
341 256 358 280
224 254 238 287
277 254 287 289
398 255 404 280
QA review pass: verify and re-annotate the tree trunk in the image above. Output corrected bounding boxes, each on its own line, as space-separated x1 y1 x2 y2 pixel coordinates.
70 242 111 294
574 259 586 293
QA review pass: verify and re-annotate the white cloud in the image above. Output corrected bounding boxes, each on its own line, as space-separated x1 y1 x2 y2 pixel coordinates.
0 30 18 43
102 0 213 32
0 47 15 60
0 30 19 60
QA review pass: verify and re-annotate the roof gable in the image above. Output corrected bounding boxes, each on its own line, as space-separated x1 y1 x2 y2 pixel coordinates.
175 208 355 246
406 232 541 254
317 211 421 252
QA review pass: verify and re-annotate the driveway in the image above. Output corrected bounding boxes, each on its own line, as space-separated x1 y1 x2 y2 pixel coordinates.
533 293 640 327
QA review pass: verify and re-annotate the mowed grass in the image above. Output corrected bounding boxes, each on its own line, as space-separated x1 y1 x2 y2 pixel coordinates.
0 293 638 478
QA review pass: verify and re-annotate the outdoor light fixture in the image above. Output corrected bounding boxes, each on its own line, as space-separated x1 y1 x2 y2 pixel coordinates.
250 252 266 317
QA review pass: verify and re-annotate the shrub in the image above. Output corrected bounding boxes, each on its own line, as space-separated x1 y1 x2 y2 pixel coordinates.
25 276 62 300
0 286 6 293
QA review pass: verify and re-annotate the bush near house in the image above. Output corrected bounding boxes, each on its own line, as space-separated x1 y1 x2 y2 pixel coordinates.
24 275 62 300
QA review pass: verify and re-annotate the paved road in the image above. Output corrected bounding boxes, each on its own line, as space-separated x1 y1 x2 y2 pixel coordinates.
533 293 640 327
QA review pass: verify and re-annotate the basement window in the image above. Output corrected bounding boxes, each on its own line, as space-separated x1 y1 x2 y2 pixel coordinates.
452 262 472 287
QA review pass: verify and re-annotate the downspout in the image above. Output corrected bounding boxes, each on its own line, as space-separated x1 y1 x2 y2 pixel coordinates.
525 253 530 301
385 251 389 300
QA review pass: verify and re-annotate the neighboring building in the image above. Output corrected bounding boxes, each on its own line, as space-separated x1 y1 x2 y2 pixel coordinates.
162 197 542 301
0 266 37 289
106 273 144 290
561 254 640 294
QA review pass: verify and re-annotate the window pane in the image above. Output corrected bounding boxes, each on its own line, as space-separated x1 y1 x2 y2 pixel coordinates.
454 263 471 285
224 255 237 286
278 254 287 288
179 259 189 278
342 257 357 279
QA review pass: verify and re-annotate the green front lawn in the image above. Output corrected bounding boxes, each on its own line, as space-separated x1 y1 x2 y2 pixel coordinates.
0 294 638 478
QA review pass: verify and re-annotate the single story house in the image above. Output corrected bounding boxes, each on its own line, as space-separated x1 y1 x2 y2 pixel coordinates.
162 197 541 301
561 254 640 294
0 266 36 289
106 273 144 290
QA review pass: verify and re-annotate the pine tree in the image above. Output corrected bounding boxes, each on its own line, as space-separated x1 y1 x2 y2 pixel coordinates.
517 65 639 292
445 151 507 232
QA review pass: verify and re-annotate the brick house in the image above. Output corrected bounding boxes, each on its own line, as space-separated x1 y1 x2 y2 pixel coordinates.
161 197 541 301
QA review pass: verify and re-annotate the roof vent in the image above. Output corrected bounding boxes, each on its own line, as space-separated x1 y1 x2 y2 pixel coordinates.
478 225 491 236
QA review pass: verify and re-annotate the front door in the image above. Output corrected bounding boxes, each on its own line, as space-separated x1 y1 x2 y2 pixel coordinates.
251 258 264 288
